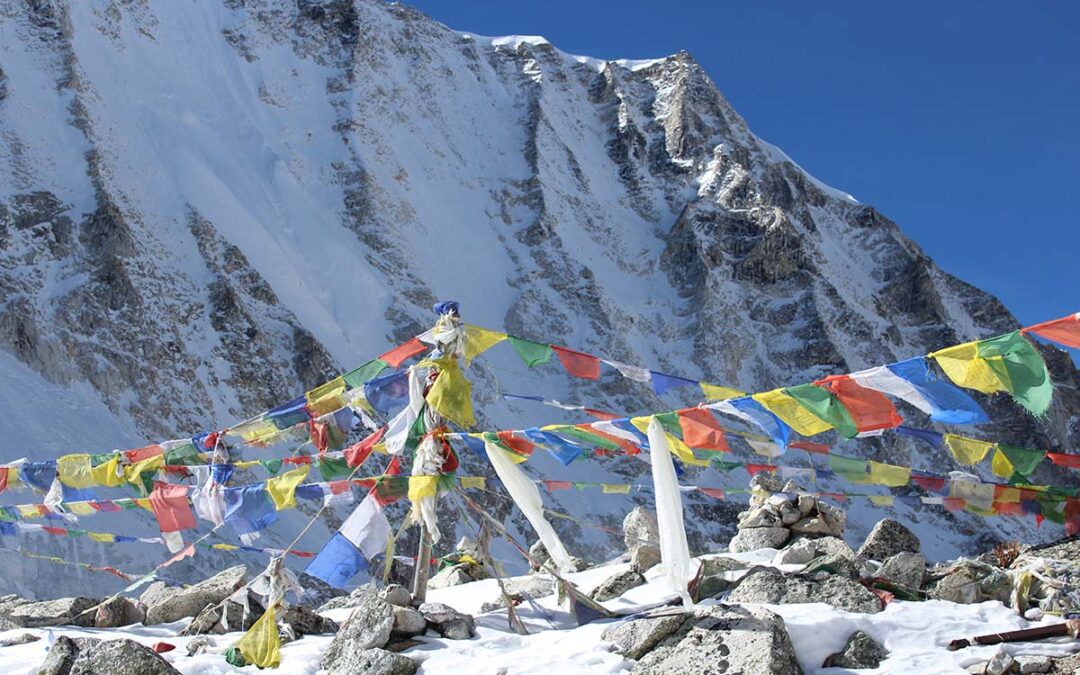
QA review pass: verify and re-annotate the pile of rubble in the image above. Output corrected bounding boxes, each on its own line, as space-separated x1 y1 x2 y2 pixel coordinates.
728 472 846 553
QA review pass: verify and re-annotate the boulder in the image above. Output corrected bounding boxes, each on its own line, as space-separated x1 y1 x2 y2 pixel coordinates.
143 565 247 625
324 647 419 675
427 564 484 589
0 595 31 618
823 630 889 669
857 519 920 561
773 538 818 565
623 507 660 556
321 587 395 671
790 502 846 538
380 584 412 608
749 472 785 495
282 604 338 636
809 535 857 561
0 632 39 647
738 506 782 529
927 563 1011 604
630 545 661 574
877 552 927 590
482 575 556 611
0 615 21 632
729 526 790 553
8 597 99 628
803 553 860 580
296 571 348 608
94 597 145 628
591 570 645 602
181 598 260 636
39 636 181 675
529 540 553 572
985 650 1018 675
418 602 475 640
1015 655 1052 674
692 557 747 600
726 567 882 614
605 604 803 674
320 582 391 612
390 605 427 638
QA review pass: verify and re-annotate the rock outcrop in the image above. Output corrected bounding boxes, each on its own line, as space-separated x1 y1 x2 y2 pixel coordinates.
142 565 247 625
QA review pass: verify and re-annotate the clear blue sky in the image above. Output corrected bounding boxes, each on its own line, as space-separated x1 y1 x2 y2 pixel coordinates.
408 0 1078 329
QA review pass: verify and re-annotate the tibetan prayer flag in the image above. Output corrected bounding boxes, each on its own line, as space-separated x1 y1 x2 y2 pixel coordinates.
651 371 698 396
305 492 392 585
306 376 346 417
677 408 731 452
1025 313 1080 349
700 382 745 401
164 443 202 467
747 439 783 458
849 358 987 425
459 476 486 490
601 483 632 494
149 482 196 533
235 607 281 669
944 434 995 466
551 346 600 380
342 359 388 389
266 465 310 510
815 375 903 433
991 449 1015 479
125 454 165 495
699 487 725 499
463 326 507 366
977 331 1053 417
268 397 310 430
784 384 858 438
426 358 475 428
544 480 573 491
931 341 1005 394
895 426 943 449
951 479 995 511
345 427 386 468
713 398 791 450
408 475 439 502
1047 453 1080 469
829 455 869 483
788 441 830 454
552 425 621 452
868 461 911 488
379 337 427 369
521 429 584 465
665 432 710 466
56 454 94 489
20 462 57 491
0 467 7 495
870 495 895 507
317 455 352 481
493 430 535 460
753 389 832 437
224 486 279 535
603 359 651 383
364 370 410 414
999 445 1045 478
509 337 553 368
745 464 777 477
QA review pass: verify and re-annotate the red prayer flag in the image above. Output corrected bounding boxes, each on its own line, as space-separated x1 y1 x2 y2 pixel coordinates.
551 346 601 380
125 445 164 463
43 527 66 536
1047 452 1080 469
788 441 830 454
584 408 619 421
815 374 903 433
698 487 725 499
745 464 777 476
677 408 731 452
378 337 427 368
544 480 573 491
912 475 948 493
345 427 386 468
149 482 196 533
283 455 312 465
1025 313 1080 349
995 502 1024 516
1066 499 1080 537
496 430 535 458
310 421 329 453
0 467 8 494
581 425 640 455
943 497 965 511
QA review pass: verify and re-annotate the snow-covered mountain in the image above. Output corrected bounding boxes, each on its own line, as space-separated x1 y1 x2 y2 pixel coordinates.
0 0 1076 598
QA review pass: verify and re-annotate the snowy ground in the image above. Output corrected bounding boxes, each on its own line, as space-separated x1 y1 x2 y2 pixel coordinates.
2 550 1076 674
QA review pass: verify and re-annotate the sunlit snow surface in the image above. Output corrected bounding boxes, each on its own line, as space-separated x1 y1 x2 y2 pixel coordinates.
2 551 1075 674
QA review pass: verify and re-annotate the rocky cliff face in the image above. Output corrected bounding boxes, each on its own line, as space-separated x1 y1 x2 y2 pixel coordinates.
0 0 1075 597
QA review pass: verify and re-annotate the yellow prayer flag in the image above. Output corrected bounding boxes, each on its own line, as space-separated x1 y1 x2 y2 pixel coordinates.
459 476 486 490
67 502 97 516
124 454 164 490
930 342 1009 395
601 483 632 494
234 460 262 470
90 455 124 487
266 465 310 510
700 382 745 401
213 543 240 551
990 448 1015 479
752 389 833 436
56 454 94 488
464 326 507 366
306 376 346 417
425 358 476 428
868 461 911 488
88 532 114 543
944 434 995 466
629 417 651 434
996 486 1021 504
135 498 153 511
665 433 711 467
408 475 440 502
870 495 895 507
235 606 281 669
17 505 42 519
232 418 280 444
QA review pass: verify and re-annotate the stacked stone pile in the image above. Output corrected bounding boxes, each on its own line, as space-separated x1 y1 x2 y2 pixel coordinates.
728 474 846 553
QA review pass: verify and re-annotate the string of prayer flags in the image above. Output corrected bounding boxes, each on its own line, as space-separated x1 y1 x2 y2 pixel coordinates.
266 465 310 510
650 371 699 396
521 429 585 466
815 375 903 433
463 326 507 366
944 434 995 466
342 358 388 390
713 398 791 450
784 383 859 438
552 345 601 380
1024 312 1080 349
700 382 745 402
509 337 554 368
931 331 1052 417
849 358 988 425
752 389 833 437
305 494 391 587
992 446 1045 480
378 337 427 369
676 408 731 452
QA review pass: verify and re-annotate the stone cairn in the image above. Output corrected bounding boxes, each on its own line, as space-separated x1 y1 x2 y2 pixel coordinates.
728 473 846 553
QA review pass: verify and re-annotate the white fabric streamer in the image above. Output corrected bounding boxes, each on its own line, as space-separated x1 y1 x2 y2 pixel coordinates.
410 435 445 543
384 367 426 455
646 417 694 606
849 365 936 416
484 440 574 573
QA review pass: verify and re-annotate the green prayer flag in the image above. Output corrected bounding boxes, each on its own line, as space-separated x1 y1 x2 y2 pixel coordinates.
375 475 408 502
785 383 858 438
557 427 622 451
261 459 283 476
317 456 352 481
342 359 388 389
165 443 202 467
653 412 682 437
828 454 869 482
711 459 742 473
999 445 1045 477
977 331 1053 417
508 337 554 368
91 452 115 467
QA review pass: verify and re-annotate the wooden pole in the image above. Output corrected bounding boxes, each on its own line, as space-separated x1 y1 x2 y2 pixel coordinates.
412 523 432 602
947 620 1079 650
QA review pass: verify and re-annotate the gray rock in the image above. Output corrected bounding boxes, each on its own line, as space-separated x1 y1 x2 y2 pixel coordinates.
380 584 412 607
773 538 819 565
296 571 348 608
779 503 801 525
809 535 857 560
738 506 782 529
181 598 259 636
803 553 860 580
726 567 882 614
390 605 427 638
591 570 646 601
985 649 1017 675
39 636 181 675
749 472 785 495
427 563 485 589
319 583 378 612
857 519 921 561
823 630 889 669
693 557 748 600
8 597 99 628
790 502 846 537
877 552 927 589
729 526 790 553
797 494 817 516
0 615 20 632
283 604 338 636
927 563 1011 605
321 587 395 671
606 604 803 674
623 507 660 556
0 632 39 647
94 597 145 628
137 582 171 609
529 540 553 572
1016 655 1052 674
0 595 31 618
630 545 661 574
418 602 475 640
324 647 419 675
143 565 247 625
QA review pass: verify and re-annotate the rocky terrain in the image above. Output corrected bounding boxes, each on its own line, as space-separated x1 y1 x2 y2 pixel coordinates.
0 0 1077 598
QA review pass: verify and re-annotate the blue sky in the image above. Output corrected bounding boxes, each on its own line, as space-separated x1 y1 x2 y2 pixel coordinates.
408 1 1078 330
